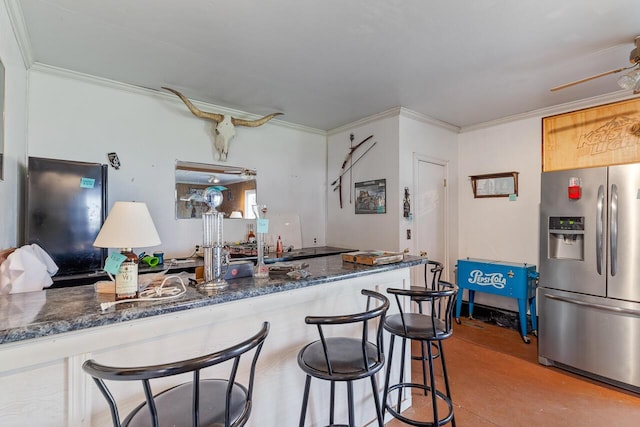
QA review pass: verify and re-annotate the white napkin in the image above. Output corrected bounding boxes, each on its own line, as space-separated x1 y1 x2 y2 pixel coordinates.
0 244 59 294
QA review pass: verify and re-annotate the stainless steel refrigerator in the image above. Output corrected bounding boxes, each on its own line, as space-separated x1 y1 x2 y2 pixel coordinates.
538 163 640 392
26 156 108 281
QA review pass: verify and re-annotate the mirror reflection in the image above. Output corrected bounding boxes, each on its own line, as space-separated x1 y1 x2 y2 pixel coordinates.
175 161 257 219
0 58 4 181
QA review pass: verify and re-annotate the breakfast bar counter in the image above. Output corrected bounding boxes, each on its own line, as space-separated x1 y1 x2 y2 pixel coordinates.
0 254 426 426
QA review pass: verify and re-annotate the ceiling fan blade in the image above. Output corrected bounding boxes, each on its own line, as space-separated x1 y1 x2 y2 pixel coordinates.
550 67 627 92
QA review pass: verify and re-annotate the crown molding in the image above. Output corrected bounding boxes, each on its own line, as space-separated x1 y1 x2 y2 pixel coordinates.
398 107 460 132
28 62 326 136
5 0 34 68
328 106 460 135
460 91 640 133
327 107 401 136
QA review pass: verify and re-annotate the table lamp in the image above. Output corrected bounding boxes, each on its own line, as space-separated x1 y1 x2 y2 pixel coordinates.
94 201 161 300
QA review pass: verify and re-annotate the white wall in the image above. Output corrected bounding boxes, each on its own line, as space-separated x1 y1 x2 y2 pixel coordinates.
457 117 542 311
0 1 28 249
458 117 542 264
326 113 400 250
26 68 327 258
399 110 459 279
325 109 460 286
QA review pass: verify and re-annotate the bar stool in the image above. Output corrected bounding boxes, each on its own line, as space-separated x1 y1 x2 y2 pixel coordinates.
411 260 444 390
411 260 444 294
382 282 458 427
297 289 389 427
82 321 269 427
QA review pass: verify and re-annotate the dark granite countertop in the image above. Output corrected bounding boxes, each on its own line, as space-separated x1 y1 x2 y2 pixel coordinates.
0 254 426 345
232 245 355 263
49 246 354 287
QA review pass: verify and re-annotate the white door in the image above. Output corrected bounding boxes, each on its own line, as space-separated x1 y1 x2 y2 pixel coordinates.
415 158 447 282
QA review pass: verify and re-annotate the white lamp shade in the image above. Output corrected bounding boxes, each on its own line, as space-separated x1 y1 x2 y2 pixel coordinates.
229 211 243 219
94 201 161 248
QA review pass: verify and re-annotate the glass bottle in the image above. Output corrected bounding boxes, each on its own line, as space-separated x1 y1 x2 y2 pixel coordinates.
115 248 139 300
252 204 269 279
276 235 283 256
247 224 256 243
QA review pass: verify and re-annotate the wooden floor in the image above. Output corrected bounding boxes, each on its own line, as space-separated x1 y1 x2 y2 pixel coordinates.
384 318 640 427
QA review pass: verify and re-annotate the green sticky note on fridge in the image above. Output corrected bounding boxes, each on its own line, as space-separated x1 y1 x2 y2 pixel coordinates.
80 177 95 188
104 253 126 275
257 218 269 233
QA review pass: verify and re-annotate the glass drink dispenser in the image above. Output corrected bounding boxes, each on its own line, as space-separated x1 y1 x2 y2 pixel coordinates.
547 216 584 261
201 187 228 289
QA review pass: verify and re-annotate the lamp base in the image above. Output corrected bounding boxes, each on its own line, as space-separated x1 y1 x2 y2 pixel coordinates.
199 278 228 290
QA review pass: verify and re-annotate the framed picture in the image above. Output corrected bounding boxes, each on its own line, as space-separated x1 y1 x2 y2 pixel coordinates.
470 172 518 198
355 179 386 214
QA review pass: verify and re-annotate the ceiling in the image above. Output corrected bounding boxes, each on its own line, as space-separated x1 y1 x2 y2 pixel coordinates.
10 0 640 130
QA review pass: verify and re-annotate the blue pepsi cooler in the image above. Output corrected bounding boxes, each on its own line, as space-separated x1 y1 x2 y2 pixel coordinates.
456 258 538 343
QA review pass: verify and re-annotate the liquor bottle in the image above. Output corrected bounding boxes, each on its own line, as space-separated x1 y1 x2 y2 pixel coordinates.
247 224 256 243
115 248 139 300
276 235 283 256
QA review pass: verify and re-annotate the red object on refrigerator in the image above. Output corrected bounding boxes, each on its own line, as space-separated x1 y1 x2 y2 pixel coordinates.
568 177 581 199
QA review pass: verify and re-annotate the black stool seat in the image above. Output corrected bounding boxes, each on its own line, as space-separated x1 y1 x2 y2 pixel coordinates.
125 379 247 426
299 337 382 380
383 282 458 427
83 321 269 427
298 289 389 427
384 313 449 341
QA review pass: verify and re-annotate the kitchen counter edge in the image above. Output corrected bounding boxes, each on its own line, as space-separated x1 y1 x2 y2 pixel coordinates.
0 254 427 345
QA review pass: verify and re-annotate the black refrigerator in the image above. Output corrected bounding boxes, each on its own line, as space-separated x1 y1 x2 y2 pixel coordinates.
26 157 108 280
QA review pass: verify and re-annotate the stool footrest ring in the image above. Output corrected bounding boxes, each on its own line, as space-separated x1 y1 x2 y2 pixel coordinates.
384 383 454 427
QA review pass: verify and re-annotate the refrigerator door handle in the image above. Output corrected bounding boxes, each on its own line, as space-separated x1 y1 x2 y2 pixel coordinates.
610 184 618 276
596 184 605 275
544 293 640 317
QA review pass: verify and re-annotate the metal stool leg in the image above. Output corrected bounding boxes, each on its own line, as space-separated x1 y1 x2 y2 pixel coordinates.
396 337 407 412
420 341 428 396
370 373 384 427
382 334 396 418
347 380 355 427
438 343 456 427
299 375 311 427
426 341 439 426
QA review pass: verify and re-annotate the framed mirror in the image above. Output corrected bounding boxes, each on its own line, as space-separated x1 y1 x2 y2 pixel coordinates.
0 58 4 181
175 161 257 219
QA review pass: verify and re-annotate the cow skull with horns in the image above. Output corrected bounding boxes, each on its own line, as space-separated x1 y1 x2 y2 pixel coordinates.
162 87 283 161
